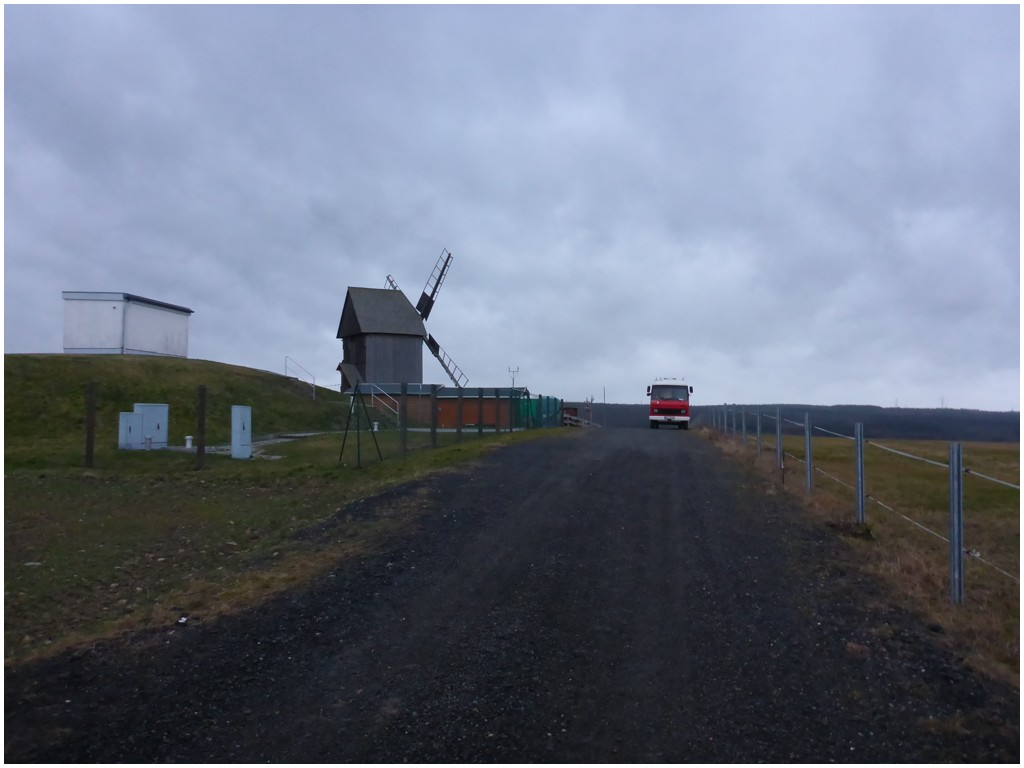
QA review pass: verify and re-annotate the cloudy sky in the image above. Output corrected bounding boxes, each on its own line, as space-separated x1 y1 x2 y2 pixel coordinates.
5 5 1020 410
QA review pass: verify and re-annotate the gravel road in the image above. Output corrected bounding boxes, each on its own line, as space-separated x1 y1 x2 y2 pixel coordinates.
5 429 1018 762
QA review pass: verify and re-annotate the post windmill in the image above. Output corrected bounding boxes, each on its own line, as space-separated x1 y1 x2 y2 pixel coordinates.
336 249 469 390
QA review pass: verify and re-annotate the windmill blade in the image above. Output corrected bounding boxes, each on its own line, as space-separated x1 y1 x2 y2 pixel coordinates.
425 333 468 388
415 248 452 320
385 274 401 291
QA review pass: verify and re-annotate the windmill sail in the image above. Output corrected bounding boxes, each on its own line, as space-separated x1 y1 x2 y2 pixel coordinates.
425 333 468 388
373 247 469 387
415 249 452 321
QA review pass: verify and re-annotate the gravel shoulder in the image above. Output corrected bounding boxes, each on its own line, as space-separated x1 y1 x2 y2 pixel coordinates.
5 429 1019 762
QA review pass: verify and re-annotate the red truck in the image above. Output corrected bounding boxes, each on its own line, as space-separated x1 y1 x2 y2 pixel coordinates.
647 377 694 429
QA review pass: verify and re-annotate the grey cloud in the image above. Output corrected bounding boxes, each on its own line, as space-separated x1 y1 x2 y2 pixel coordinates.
4 5 1018 409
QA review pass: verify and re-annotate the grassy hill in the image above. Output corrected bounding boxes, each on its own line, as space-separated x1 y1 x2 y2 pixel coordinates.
4 354 347 466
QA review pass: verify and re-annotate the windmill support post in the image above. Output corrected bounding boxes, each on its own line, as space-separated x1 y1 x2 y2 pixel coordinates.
339 382 383 467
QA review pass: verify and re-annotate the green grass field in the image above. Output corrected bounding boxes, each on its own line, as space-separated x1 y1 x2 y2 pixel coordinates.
4 354 564 665
711 428 1020 687
4 353 349 466
4 431 559 665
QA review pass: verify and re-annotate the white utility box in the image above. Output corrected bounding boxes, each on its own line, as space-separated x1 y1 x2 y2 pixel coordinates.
117 403 169 450
231 405 252 459
118 412 144 449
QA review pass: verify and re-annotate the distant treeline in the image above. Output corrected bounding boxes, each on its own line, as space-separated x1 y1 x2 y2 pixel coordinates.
568 402 1020 443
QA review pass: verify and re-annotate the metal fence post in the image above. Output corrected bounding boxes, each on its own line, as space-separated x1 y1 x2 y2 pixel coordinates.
804 412 813 491
741 409 747 446
400 383 409 455
949 442 964 604
196 384 207 471
855 422 865 524
756 411 762 455
457 387 463 442
85 381 97 468
354 383 364 467
776 407 783 469
477 387 484 436
430 384 438 448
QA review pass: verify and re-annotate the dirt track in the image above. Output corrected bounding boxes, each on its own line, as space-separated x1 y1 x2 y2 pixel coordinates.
5 429 1019 762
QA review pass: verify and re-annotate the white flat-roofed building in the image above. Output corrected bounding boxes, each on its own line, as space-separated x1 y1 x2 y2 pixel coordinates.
62 291 194 357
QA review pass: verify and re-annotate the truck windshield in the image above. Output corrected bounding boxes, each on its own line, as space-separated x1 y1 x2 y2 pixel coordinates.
651 385 689 401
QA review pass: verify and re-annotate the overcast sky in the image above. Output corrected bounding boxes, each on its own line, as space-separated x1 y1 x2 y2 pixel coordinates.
5 5 1020 410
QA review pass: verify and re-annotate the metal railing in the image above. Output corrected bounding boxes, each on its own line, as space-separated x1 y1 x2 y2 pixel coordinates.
284 357 316 399
367 384 400 424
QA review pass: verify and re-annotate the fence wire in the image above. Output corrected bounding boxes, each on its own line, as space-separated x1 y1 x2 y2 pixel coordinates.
813 424 855 440
963 467 1020 490
781 438 1021 584
865 495 950 544
867 440 950 470
704 408 1020 588
968 552 1021 582
754 409 1019 490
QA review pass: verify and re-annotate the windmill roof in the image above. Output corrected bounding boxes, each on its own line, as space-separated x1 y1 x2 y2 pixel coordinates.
337 287 426 338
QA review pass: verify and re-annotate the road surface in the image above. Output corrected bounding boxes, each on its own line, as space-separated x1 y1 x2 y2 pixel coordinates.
5 428 1018 761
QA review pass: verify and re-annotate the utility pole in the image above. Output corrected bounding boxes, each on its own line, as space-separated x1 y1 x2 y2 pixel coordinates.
509 366 519 389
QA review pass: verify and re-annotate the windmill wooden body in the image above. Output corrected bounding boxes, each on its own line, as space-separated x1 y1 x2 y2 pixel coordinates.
337 249 469 391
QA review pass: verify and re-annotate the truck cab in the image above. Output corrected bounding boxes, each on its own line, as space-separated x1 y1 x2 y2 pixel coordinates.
647 378 693 429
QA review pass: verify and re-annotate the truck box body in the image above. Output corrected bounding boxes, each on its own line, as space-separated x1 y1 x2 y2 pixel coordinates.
647 378 693 429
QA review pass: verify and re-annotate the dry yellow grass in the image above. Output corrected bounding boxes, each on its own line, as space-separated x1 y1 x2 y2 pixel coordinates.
702 426 1020 689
